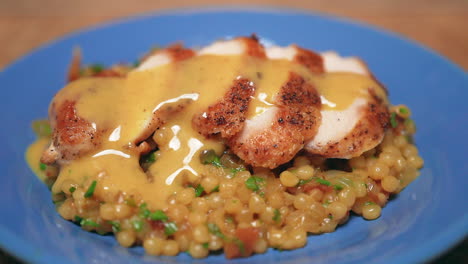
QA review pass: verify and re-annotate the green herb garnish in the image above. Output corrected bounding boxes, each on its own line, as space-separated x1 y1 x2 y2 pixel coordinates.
84 180 97 198
230 167 246 175
108 221 121 232
245 176 265 192
132 220 143 232
149 210 168 221
39 162 47 171
164 222 178 236
194 184 204 197
69 186 76 193
200 149 223 167
124 198 137 207
32 120 52 137
390 112 398 128
323 200 331 207
90 64 104 74
328 214 333 220
202 242 209 249
399 107 408 114
143 152 156 163
211 185 220 193
74 215 83 223
139 203 151 218
364 201 376 206
207 223 226 239
233 238 246 256
273 209 281 223
315 178 331 186
80 218 100 228
333 184 344 191
298 178 313 186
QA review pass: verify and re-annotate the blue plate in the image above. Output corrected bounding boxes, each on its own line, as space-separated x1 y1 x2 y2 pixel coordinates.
0 7 466 264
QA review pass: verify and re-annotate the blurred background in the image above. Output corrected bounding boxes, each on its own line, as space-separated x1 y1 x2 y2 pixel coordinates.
0 0 467 70
0 0 466 263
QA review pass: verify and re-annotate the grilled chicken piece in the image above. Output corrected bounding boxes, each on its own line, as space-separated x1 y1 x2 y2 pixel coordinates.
228 72 321 168
41 100 101 164
192 78 256 138
42 45 196 165
304 51 388 158
193 38 322 168
266 46 388 158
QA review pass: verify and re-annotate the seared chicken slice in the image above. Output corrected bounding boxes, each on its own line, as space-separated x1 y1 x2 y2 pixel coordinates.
42 45 196 165
41 100 101 164
304 51 388 158
193 38 322 168
228 72 321 168
192 77 256 138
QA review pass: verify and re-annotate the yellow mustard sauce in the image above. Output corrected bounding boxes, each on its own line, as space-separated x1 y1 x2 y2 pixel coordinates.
26 137 51 181
27 54 386 210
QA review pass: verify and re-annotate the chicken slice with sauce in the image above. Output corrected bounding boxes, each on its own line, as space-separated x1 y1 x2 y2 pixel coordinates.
41 45 196 165
192 38 322 168
266 46 389 159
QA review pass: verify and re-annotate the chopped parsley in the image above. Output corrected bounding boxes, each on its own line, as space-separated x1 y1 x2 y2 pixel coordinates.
230 167 246 175
193 184 204 197
39 162 47 171
202 242 209 249
399 107 408 114
69 186 76 193
149 210 168 221
74 216 100 228
132 220 144 232
328 214 334 220
164 222 178 236
225 216 234 224
138 203 151 218
298 178 314 186
315 178 331 186
390 112 398 128
108 221 121 232
141 151 158 170
323 200 331 207
84 180 97 198
211 185 220 193
143 152 156 163
333 184 344 191
32 120 52 137
90 64 104 74
207 223 245 254
273 209 281 223
124 198 137 207
200 149 223 167
245 176 265 192
207 223 227 240
364 201 376 206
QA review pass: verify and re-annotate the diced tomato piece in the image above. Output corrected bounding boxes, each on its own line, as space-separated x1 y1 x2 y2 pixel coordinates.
224 227 259 259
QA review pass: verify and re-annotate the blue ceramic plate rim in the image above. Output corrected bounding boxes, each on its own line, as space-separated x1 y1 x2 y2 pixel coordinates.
0 6 467 264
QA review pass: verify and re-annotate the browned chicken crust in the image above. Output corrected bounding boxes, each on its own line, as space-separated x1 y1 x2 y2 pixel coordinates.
41 100 101 164
305 90 389 158
227 72 322 168
293 45 324 74
192 78 256 138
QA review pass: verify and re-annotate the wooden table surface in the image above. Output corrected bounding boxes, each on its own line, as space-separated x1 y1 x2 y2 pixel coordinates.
0 0 466 263
0 0 467 70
